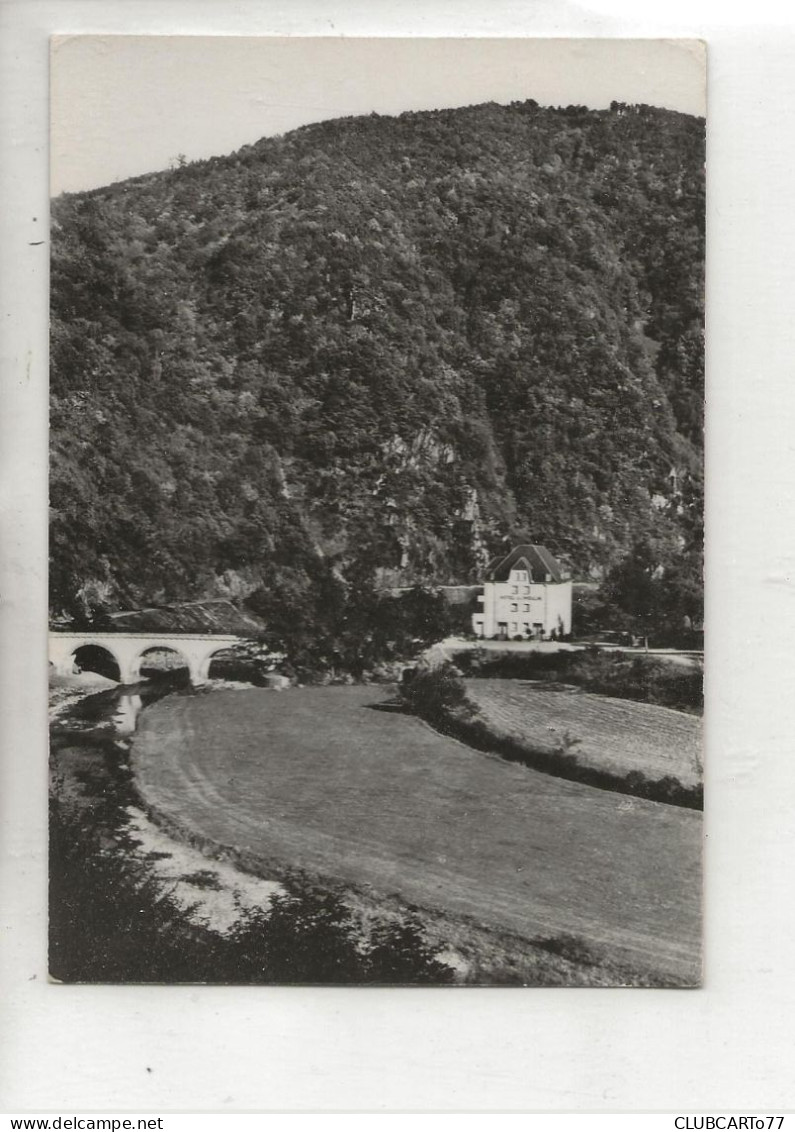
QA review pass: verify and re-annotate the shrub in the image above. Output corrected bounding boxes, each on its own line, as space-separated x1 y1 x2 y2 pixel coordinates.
452 648 702 713
363 915 455 985
533 933 602 967
400 661 472 722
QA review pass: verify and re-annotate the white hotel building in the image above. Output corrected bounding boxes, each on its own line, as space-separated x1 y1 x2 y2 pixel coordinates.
472 544 573 640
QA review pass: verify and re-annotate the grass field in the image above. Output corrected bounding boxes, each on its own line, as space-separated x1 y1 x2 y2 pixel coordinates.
132 685 701 984
466 678 703 787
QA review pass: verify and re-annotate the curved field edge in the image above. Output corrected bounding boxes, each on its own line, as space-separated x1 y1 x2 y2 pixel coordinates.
130 686 701 985
464 678 702 789
411 681 702 809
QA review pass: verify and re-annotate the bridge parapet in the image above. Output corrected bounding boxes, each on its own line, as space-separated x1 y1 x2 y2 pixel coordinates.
49 632 242 685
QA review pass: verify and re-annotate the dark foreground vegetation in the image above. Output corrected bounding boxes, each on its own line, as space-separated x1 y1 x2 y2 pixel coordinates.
50 807 453 984
49 687 454 984
401 661 703 810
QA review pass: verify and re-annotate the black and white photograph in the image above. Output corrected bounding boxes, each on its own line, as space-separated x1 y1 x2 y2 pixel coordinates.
47 36 705 988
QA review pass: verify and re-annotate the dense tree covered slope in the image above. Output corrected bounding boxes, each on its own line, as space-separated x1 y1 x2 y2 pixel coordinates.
50 100 704 621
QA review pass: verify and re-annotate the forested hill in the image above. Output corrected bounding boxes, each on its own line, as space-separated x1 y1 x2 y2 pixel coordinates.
50 100 704 622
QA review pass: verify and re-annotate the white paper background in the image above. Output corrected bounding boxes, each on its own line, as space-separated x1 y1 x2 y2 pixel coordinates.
1 0 793 1113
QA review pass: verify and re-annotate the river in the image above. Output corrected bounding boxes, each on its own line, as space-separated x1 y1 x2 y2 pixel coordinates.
50 677 285 935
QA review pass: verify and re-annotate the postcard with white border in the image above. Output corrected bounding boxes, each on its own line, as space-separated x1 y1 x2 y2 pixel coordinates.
48 36 705 987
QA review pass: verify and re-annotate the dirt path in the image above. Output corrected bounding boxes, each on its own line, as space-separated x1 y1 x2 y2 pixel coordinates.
432 636 703 668
132 685 702 984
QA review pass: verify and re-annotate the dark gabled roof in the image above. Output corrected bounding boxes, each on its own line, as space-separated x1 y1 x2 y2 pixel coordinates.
107 599 266 636
485 544 567 584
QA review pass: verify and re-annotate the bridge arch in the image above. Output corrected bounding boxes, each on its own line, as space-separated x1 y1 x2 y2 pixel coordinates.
132 643 191 683
49 632 244 685
197 645 241 682
70 641 123 681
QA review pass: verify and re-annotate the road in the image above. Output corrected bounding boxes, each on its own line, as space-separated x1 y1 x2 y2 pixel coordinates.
426 637 703 669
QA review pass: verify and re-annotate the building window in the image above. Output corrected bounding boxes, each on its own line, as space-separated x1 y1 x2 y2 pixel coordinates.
510 603 518 612
523 603 530 612
512 585 518 594
524 586 531 595
510 622 518 634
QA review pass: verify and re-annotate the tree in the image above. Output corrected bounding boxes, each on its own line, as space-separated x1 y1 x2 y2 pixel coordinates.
602 538 703 643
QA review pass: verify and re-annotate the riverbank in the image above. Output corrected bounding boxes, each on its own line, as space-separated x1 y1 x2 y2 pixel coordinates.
49 670 119 720
49 679 284 963
49 679 460 984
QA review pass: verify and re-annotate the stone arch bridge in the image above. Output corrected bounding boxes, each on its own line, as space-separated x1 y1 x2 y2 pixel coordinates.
49 631 243 686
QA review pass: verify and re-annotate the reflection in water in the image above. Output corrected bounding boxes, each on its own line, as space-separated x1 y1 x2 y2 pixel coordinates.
56 674 193 740
113 693 143 735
